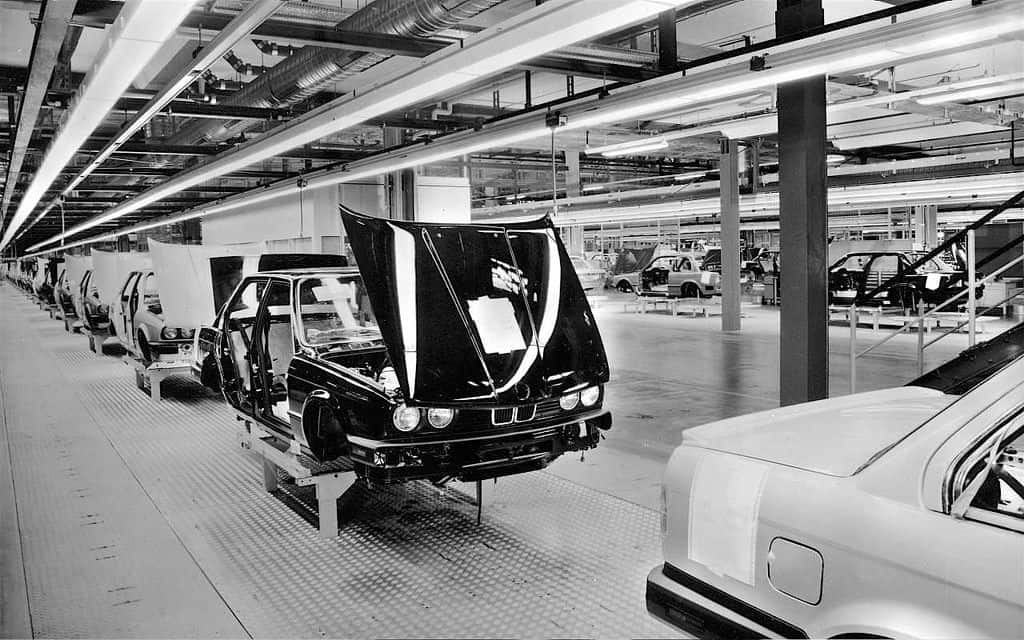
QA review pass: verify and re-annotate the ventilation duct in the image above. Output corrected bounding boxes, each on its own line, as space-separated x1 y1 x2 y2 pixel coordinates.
172 0 505 146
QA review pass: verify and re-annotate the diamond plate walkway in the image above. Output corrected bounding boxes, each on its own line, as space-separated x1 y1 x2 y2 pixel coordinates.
0 284 680 639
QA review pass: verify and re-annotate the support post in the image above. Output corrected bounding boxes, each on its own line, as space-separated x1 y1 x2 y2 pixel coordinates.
720 138 741 332
776 0 828 405
967 229 976 345
848 306 857 394
918 299 926 375
657 10 678 72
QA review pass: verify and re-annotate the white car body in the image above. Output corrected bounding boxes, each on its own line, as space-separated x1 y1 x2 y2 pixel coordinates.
571 255 607 291
648 349 1024 638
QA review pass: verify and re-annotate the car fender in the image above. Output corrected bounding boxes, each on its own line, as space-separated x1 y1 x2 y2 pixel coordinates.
812 600 993 640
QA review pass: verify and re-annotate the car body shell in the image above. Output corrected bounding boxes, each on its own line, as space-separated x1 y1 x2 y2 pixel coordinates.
612 252 720 298
570 255 606 291
648 345 1024 638
54 268 77 318
202 212 612 484
828 250 982 308
72 269 109 333
111 269 193 362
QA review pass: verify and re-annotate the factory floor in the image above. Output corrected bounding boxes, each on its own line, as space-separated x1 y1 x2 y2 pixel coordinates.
0 283 1000 638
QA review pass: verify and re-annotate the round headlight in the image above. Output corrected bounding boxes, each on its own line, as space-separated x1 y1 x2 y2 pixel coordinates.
559 393 580 411
580 386 600 407
160 327 176 339
180 327 196 339
426 408 455 429
392 404 421 432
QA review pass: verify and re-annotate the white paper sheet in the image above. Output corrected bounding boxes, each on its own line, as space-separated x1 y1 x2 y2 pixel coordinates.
688 454 768 586
467 296 527 354
924 273 942 290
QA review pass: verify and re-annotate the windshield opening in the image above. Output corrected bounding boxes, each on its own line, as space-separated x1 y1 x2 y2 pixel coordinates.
296 275 381 348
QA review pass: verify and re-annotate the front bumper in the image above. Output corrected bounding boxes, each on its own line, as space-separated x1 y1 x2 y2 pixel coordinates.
350 412 611 483
148 339 194 362
646 564 807 639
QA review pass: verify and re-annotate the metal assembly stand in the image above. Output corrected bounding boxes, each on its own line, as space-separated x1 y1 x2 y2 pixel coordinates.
236 415 356 538
130 358 191 402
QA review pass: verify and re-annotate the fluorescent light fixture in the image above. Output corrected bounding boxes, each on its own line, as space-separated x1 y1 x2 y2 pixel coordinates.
0 0 200 253
916 79 1024 105
826 154 847 164
28 0 686 250
17 0 286 240
602 140 668 157
674 171 708 181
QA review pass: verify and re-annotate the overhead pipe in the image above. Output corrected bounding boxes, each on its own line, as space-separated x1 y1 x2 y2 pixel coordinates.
169 0 507 147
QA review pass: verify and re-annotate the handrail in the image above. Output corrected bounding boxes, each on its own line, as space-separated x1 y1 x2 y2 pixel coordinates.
857 187 1024 304
921 252 1024 350
856 248 1023 360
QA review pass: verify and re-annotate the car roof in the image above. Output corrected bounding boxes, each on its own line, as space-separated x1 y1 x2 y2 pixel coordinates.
256 266 361 278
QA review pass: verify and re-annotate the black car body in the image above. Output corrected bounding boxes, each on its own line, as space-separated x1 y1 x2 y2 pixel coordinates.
829 251 982 308
204 210 612 483
701 246 777 281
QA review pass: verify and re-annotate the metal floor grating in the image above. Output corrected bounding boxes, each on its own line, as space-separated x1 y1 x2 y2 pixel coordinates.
0 285 681 639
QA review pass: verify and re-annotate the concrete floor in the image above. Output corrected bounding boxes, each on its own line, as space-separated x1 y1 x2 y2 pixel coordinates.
1 283 1010 638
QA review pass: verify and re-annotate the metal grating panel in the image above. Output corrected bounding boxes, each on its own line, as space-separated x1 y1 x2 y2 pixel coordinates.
0 284 680 639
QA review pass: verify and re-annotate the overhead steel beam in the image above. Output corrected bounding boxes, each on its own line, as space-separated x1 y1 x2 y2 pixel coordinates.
0 0 76 224
1 0 202 252
31 0 684 249
20 0 286 240
95 143 367 161
112 98 289 121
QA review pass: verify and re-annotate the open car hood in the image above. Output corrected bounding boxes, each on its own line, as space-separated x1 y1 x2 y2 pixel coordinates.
341 207 609 406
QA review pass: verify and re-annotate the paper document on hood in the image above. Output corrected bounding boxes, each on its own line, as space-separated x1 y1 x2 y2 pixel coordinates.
467 296 527 354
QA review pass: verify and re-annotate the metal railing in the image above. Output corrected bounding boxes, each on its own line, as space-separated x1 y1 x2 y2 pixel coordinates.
846 188 1024 393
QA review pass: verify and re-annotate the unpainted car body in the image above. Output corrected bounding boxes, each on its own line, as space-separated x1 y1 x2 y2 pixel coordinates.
202 211 612 484
112 269 194 363
648 324 1024 638
829 250 982 308
72 269 109 333
613 252 720 298
570 255 606 291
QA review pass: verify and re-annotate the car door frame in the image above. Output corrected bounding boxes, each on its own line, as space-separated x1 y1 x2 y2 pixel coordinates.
248 278 295 432
216 276 270 417
118 272 142 346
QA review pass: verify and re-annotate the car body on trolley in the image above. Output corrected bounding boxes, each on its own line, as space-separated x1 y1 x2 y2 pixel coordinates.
199 209 612 484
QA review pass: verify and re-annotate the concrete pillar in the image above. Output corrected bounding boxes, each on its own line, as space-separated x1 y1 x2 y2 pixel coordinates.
924 204 938 249
777 0 828 405
565 150 582 198
720 138 741 332
567 225 584 256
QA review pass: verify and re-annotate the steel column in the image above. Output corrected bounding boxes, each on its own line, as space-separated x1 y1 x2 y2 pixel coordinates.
720 138 741 331
657 10 678 72
777 0 828 404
